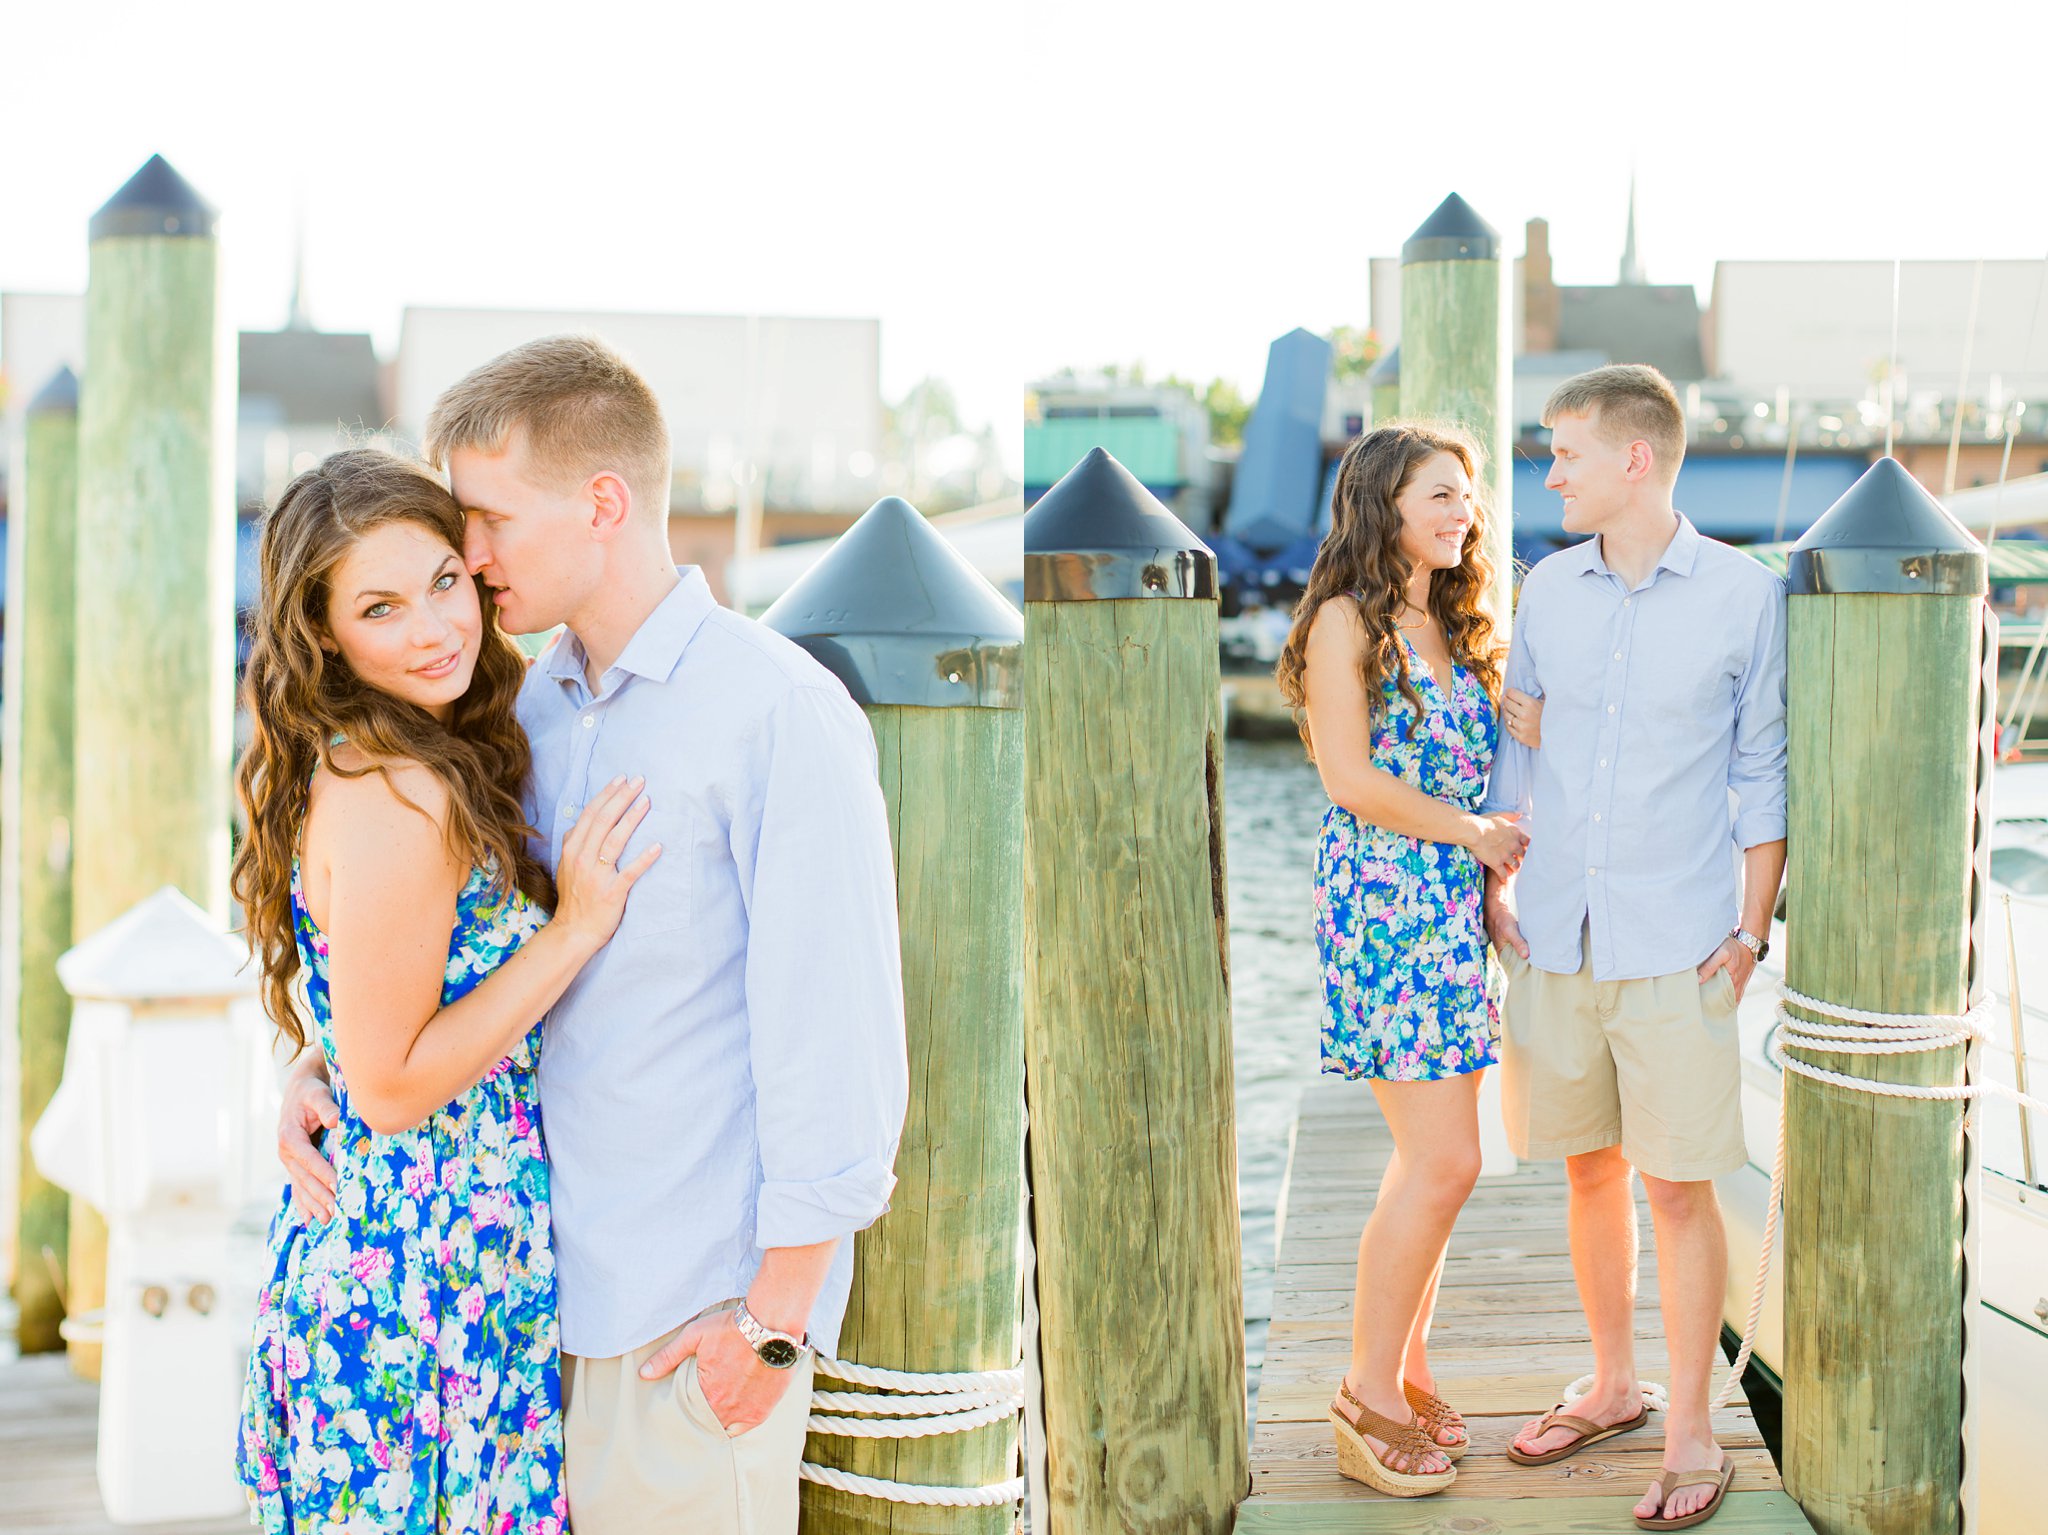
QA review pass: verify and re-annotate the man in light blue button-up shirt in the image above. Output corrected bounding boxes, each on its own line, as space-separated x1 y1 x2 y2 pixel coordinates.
277 338 908 1535
1484 367 1785 1527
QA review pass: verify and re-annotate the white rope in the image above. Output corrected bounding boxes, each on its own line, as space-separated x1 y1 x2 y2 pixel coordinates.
812 1388 1011 1416
1694 984 2048 1422
808 1400 1020 1440
1561 1373 1670 1414
1772 989 2048 1116
1712 1104 1788 1411
798 1355 1027 1507
812 1356 1026 1394
1558 983 2037 1422
799 1462 1028 1508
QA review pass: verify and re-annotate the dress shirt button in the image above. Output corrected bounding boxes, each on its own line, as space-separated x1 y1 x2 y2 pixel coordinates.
1624 597 1633 607
564 804 578 818
1594 813 1602 822
1607 705 1617 714
582 715 595 728
1588 866 1598 876
1614 651 1624 660
1599 758 1609 767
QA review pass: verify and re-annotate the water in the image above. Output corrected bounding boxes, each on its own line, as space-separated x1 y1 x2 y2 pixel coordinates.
1223 736 1333 1412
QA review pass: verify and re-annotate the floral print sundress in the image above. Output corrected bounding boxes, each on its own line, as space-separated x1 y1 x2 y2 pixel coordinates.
234 847 567 1534
1314 631 1502 1082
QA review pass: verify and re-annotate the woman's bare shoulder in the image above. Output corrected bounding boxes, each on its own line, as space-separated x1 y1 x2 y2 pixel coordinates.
308 750 452 848
1306 593 1368 651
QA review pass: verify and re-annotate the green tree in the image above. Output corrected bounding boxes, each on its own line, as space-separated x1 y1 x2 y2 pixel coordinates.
1196 376 1251 448
1044 364 1253 447
1329 325 1382 384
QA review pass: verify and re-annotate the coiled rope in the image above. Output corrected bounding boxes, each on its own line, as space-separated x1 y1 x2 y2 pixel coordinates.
798 1356 1027 1507
1715 987 2047 1410
1561 983 2047 1416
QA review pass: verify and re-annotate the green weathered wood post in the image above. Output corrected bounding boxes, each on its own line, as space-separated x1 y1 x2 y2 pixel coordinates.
5 367 80 1354
1023 447 1246 1534
1400 193 1513 621
69 154 235 1375
1781 458 1986 1535
763 496 1026 1533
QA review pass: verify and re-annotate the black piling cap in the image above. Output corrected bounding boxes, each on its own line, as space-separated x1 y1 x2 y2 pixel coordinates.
1023 447 1216 601
90 154 219 242
1402 192 1500 265
1787 456 1986 597
760 495 1021 709
27 365 79 416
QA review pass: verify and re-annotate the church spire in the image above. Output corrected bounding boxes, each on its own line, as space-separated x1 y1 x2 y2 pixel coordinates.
1619 166 1645 286
287 207 312 330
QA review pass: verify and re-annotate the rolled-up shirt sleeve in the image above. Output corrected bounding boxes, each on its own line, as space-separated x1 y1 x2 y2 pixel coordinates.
732 684 909 1250
1728 575 1789 849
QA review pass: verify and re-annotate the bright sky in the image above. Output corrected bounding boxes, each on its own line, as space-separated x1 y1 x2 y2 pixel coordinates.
1018 2 2048 397
1 2 1031 467
7 2 2048 464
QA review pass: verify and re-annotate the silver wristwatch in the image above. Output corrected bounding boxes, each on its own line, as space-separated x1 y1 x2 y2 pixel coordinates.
1731 926 1769 963
733 1301 809 1370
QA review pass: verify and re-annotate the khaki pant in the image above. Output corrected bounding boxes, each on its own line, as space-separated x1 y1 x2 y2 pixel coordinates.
1498 925 1746 1183
562 1304 816 1535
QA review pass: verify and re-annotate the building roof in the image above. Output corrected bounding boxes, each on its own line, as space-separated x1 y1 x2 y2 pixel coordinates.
1557 285 1705 382
238 329 382 428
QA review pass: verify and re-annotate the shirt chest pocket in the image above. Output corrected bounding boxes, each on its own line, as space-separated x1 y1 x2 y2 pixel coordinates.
1656 647 1738 723
615 804 695 941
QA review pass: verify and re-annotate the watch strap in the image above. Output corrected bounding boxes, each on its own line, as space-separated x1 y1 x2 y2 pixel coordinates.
733 1300 809 1365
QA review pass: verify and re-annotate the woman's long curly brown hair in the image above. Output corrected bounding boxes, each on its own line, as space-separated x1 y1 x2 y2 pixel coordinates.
1275 421 1507 758
231 448 555 1053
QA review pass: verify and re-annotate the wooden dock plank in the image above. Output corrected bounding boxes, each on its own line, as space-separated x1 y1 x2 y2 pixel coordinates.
1237 1489 1816 1532
1242 1078 1816 1532
0 1353 250 1535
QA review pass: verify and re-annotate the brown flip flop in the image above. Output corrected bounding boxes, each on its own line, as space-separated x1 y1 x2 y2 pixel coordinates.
1504 1400 1651 1466
1634 1460 1736 1529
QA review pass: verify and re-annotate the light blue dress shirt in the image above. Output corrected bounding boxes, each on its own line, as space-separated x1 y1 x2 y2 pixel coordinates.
1482 516 1787 982
519 568 908 1359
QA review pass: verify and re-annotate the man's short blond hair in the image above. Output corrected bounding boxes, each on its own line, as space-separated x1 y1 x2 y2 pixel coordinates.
423 335 672 522
1543 364 1686 484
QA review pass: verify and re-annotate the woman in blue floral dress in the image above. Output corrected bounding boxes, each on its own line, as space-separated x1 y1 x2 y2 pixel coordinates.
1275 422 1538 1500
228 450 661 1533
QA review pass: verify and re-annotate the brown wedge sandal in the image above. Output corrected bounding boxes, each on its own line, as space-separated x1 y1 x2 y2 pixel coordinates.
1634 1461 1736 1530
1402 1380 1468 1462
1329 1380 1458 1497
1504 1399 1651 1466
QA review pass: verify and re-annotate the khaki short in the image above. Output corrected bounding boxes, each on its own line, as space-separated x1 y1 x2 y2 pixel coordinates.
562 1302 816 1535
1498 924 1746 1182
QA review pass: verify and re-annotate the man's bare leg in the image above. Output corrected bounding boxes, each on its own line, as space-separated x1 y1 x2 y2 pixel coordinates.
1632 1175 1727 1524
1511 1145 1644 1456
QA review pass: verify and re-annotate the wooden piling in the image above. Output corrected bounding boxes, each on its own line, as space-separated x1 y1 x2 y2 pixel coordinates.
69 155 234 1375
1781 458 1986 1535
763 497 1026 1533
1399 194 1513 620
5 368 80 1354
1023 447 1247 1535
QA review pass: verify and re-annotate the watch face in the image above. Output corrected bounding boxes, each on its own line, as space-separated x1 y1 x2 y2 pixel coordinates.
759 1337 801 1370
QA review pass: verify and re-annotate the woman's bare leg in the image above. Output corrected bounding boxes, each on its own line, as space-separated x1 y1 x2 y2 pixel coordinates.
1340 1071 1483 1470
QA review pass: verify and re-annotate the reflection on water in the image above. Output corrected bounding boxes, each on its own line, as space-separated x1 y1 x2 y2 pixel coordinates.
1225 736 1333 1411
